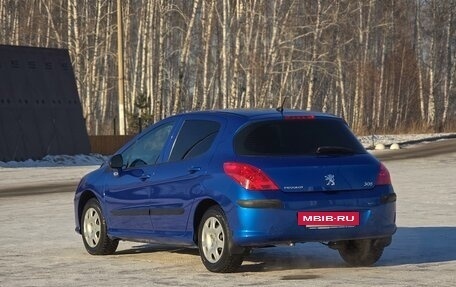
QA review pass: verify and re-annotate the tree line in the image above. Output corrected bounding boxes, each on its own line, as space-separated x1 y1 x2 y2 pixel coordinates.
0 0 455 135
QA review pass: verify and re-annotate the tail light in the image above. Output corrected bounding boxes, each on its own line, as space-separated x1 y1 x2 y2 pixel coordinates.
376 163 392 185
223 162 279 191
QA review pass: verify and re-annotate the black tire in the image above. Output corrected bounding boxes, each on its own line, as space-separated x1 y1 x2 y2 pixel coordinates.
198 206 248 273
338 239 384 267
81 198 118 255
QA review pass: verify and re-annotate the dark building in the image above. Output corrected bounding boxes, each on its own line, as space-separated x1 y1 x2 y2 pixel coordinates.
0 45 90 162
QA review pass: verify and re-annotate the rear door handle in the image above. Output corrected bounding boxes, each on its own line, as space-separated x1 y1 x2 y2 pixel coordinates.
188 167 201 174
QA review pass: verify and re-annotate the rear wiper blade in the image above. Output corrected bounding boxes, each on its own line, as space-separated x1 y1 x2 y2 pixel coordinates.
316 146 356 155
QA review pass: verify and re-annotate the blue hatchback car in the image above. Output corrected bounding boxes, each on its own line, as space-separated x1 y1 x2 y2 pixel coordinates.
74 109 396 272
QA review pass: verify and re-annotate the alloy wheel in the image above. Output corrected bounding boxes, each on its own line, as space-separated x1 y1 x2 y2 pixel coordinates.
201 217 225 263
83 207 101 248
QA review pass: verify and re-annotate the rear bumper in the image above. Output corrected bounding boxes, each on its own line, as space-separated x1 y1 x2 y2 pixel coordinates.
228 190 397 247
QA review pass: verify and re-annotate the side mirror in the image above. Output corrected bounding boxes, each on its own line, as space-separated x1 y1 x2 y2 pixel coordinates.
109 154 124 169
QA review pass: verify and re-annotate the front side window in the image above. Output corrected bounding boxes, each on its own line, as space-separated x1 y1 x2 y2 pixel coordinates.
168 120 220 162
122 121 174 168
234 118 365 156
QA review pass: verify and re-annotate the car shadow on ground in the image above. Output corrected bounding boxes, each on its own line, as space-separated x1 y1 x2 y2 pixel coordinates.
114 244 198 255
379 226 456 265
241 226 456 272
113 226 456 272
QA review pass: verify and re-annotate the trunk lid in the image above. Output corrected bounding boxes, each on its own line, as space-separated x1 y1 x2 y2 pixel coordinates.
242 154 379 192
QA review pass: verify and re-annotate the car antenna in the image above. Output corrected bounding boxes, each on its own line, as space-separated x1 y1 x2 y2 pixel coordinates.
276 97 289 115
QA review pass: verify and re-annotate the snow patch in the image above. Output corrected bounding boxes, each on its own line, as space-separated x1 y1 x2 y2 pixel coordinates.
358 133 456 148
0 154 107 168
375 143 386 150
390 143 400 150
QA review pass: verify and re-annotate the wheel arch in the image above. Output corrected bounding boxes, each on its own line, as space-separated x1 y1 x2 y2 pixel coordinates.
192 198 220 244
76 190 99 229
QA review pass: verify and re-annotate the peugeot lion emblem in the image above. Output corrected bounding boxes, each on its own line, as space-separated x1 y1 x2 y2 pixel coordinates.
325 174 336 186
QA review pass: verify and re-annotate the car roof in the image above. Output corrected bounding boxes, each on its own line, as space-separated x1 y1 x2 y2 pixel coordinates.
176 109 340 121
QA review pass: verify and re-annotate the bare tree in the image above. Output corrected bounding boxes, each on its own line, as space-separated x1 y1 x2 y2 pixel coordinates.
1 0 455 134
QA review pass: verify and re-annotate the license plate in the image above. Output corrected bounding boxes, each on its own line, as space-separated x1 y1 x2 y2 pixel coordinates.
298 211 359 227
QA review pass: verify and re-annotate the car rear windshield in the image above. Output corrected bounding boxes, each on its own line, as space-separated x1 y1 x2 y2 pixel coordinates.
234 118 365 156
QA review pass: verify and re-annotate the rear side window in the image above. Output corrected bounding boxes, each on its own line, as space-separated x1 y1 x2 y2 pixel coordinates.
169 120 220 161
234 119 365 156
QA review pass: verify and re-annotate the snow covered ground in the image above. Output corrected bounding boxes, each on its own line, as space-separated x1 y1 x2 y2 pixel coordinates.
0 141 455 286
358 132 456 148
0 153 107 168
0 154 105 190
